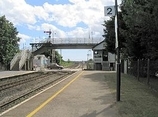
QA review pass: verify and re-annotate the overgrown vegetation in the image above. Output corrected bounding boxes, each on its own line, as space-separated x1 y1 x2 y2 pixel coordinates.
61 61 74 67
0 15 20 68
104 73 158 117
103 0 158 60
42 50 61 64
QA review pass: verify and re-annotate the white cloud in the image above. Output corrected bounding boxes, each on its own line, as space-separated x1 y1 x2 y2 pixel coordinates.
18 33 30 40
42 1 105 27
40 23 67 38
34 6 49 21
69 0 84 4
0 0 37 25
41 23 57 31
68 27 88 38
43 3 80 27
0 0 121 43
18 33 32 48
0 0 122 26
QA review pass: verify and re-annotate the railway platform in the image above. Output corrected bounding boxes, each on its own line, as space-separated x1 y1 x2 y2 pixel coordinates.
0 68 81 80
0 71 35 79
0 70 119 117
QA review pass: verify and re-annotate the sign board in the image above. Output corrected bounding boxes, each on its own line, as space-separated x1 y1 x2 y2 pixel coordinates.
104 6 115 16
115 15 118 48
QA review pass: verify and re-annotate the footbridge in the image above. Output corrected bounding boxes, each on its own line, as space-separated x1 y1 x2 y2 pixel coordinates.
30 38 103 55
10 38 103 71
30 37 103 69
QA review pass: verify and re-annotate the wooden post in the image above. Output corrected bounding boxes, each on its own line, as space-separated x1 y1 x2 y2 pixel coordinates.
147 59 150 85
137 59 140 81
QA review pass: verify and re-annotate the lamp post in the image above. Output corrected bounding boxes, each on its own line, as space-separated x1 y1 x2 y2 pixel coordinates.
115 0 121 102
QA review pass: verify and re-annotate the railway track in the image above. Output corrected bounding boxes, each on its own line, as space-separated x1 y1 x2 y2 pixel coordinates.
0 73 44 91
0 71 75 113
66 62 84 69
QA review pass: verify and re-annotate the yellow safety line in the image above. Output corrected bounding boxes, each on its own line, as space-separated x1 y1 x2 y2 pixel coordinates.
26 71 83 117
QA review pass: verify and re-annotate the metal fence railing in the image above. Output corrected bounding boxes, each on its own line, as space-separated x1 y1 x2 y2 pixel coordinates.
33 38 103 44
127 59 158 91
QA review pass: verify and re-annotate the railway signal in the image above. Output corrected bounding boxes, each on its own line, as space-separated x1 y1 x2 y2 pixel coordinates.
44 30 52 39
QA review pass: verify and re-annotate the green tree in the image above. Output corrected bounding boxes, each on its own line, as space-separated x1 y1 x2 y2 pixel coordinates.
67 59 70 63
42 50 63 65
121 0 147 60
55 51 62 65
121 0 158 60
0 16 20 68
102 17 115 54
104 0 158 60
102 12 127 56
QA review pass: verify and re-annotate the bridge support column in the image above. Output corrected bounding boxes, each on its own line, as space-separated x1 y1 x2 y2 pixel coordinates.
51 49 56 63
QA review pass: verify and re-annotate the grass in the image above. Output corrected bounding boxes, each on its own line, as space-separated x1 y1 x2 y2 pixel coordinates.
60 61 74 67
104 73 158 117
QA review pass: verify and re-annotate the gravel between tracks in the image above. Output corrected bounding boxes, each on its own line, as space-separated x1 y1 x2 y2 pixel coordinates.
0 71 75 113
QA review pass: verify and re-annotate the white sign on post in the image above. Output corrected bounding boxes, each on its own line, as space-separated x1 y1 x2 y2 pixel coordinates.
115 15 118 48
104 6 115 16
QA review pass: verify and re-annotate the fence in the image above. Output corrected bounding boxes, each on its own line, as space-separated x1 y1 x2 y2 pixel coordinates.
127 59 158 91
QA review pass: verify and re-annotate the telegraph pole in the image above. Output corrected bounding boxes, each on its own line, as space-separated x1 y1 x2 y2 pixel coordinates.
115 0 121 101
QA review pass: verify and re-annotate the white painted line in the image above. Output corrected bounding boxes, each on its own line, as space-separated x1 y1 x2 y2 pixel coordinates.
0 71 80 116
27 71 83 117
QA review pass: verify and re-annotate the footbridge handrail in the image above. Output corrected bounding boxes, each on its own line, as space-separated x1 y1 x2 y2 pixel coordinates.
37 37 103 44
30 37 104 53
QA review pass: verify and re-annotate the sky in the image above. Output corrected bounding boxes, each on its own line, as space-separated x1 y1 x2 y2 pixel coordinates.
0 0 122 61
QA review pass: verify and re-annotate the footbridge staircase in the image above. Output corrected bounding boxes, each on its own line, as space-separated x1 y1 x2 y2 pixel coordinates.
10 49 32 70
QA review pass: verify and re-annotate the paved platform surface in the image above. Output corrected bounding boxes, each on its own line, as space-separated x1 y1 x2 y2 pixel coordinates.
0 68 81 79
0 71 35 79
0 71 119 117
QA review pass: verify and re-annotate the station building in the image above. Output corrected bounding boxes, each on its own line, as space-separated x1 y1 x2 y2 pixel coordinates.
92 41 115 70
33 55 49 68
